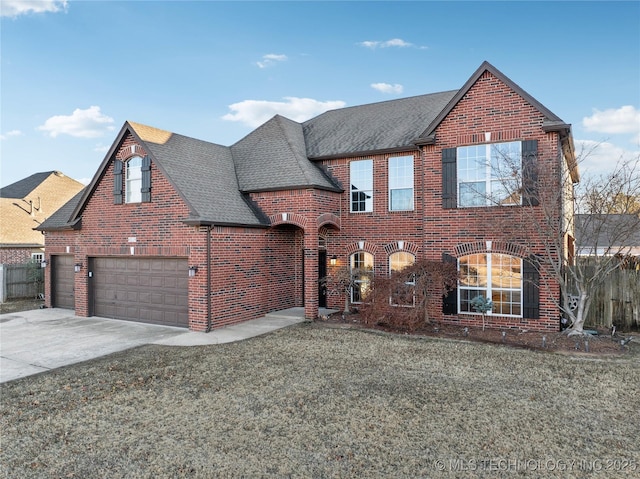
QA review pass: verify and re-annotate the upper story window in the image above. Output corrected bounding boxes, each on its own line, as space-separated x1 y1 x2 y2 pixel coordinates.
457 141 522 207
350 251 373 303
350 160 373 212
388 155 414 211
126 156 143 203
459 253 522 317
114 155 151 205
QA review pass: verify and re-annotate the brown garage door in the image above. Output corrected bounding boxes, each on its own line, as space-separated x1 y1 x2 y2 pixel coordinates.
52 255 75 309
91 257 189 328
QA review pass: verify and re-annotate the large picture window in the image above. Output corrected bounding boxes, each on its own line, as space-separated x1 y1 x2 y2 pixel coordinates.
459 253 522 316
126 156 143 203
457 141 521 207
350 251 373 303
389 251 415 306
388 155 414 211
350 160 373 212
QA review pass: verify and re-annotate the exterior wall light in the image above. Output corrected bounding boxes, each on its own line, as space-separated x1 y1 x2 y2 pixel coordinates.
41 259 48 268
188 265 198 277
330 255 337 266
74 263 82 273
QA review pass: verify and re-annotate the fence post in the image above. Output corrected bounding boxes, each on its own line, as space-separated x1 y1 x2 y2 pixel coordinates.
0 264 5 303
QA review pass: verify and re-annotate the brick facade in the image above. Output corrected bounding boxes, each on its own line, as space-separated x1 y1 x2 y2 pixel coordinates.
42 66 571 333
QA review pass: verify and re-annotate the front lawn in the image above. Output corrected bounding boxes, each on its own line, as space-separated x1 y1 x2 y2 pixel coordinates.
1 323 638 478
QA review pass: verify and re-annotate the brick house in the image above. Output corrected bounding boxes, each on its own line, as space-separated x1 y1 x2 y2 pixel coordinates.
38 62 577 332
1 171 84 264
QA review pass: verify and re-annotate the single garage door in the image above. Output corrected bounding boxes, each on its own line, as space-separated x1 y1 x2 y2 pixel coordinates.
52 255 75 309
91 257 189 328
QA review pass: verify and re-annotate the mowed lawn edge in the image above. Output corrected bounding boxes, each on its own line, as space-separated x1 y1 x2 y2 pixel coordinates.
2 323 639 478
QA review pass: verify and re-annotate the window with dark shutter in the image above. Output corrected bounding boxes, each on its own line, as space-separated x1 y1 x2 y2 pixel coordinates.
141 155 151 203
113 160 123 204
522 140 539 206
442 253 458 314
522 255 540 319
442 148 457 209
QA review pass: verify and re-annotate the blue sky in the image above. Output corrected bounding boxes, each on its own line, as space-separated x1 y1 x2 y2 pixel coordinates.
1 0 639 187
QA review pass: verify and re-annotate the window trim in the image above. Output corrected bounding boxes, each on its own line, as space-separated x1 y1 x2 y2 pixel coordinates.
350 159 373 213
389 251 416 307
125 156 143 204
456 141 522 208
350 251 374 303
388 155 414 212
458 253 523 318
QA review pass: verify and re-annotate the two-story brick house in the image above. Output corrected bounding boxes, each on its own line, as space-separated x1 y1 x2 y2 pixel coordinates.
38 62 577 332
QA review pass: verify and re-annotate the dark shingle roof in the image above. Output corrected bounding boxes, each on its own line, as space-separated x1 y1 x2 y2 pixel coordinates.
575 214 640 251
142 130 269 227
232 115 341 192
36 188 85 231
1 172 55 198
303 91 458 159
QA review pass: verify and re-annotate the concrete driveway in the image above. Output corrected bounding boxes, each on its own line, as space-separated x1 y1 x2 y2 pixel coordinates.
0 307 308 383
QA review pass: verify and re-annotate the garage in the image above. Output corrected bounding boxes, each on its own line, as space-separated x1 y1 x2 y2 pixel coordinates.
90 257 189 328
52 255 75 309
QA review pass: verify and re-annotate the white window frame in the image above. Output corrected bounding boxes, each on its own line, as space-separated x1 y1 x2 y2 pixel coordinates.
458 253 523 317
350 251 373 303
126 156 143 204
457 141 521 207
350 160 373 213
389 251 415 307
388 155 414 211
31 252 44 263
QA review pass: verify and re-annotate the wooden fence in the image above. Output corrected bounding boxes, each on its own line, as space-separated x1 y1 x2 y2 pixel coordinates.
580 268 640 331
0 263 44 302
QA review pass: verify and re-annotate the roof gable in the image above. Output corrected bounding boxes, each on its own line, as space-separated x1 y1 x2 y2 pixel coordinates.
417 61 566 144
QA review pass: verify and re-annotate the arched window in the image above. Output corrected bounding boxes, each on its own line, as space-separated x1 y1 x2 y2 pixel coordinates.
350 251 373 303
389 251 415 306
126 156 143 203
459 253 522 316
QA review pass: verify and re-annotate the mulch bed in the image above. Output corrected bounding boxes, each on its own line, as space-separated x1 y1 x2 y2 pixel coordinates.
318 312 637 357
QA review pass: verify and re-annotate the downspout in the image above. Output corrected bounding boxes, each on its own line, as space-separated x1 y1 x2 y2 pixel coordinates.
206 224 212 332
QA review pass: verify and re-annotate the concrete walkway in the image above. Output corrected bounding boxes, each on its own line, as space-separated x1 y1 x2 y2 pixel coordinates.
0 307 324 383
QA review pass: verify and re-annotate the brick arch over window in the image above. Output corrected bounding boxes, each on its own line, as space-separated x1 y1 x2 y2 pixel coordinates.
383 241 420 256
116 141 148 161
345 241 379 256
317 213 341 230
268 212 309 230
454 241 528 259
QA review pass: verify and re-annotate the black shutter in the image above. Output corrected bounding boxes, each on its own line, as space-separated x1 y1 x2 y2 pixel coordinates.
113 160 123 204
141 155 151 203
522 255 540 319
522 140 539 206
442 148 457 209
442 253 458 314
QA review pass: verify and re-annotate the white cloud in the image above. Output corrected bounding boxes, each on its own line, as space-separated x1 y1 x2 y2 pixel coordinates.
93 143 109 153
583 105 640 143
38 106 115 138
0 129 23 140
256 53 287 69
222 97 346 128
574 139 640 177
358 38 418 49
371 83 403 94
1 0 67 17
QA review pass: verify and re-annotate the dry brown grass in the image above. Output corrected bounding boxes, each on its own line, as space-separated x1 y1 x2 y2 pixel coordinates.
1 323 639 478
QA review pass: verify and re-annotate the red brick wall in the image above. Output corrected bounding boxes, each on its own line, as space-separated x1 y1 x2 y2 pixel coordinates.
319 71 563 332
0 248 41 265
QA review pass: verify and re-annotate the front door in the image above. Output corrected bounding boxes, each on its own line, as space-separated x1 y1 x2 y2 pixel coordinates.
318 250 327 308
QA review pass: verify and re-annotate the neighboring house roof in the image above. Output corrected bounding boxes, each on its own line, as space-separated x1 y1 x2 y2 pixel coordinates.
39 61 573 231
1 171 85 247
575 214 640 256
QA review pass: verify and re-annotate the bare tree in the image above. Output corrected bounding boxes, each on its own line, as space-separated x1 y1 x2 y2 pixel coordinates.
488 143 640 336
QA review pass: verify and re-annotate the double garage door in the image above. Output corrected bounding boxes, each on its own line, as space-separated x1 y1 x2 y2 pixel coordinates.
91 257 189 328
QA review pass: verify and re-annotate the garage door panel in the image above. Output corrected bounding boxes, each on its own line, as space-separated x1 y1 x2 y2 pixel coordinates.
52 255 75 309
92 257 188 327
